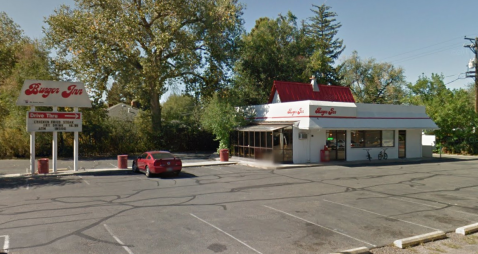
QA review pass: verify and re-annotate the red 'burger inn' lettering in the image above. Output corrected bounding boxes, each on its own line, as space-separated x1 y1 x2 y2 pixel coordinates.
61 85 83 98
24 83 61 98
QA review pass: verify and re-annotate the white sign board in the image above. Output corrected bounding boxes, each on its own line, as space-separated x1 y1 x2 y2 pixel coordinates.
27 112 82 132
16 80 92 107
309 104 357 118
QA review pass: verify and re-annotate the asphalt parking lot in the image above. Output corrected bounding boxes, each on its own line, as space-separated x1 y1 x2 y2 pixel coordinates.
1 158 478 253
0 152 212 175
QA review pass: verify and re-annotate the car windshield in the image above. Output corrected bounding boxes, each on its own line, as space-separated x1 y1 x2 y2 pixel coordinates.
151 152 175 159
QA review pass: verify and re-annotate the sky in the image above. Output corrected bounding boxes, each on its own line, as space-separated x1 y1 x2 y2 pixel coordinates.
2 0 478 102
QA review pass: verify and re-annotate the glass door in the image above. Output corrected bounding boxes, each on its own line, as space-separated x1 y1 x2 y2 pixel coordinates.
399 130 406 158
337 130 346 160
326 130 346 161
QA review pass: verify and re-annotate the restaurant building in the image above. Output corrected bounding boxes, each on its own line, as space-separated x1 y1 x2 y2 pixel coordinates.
232 80 438 163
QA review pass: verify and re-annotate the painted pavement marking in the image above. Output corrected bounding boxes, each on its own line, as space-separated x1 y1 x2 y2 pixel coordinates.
77 175 90 185
191 213 263 254
103 224 134 254
323 199 439 231
263 205 376 247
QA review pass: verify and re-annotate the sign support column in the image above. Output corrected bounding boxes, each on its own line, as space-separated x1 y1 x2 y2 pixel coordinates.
16 80 91 174
30 106 35 174
52 106 58 173
74 107 78 171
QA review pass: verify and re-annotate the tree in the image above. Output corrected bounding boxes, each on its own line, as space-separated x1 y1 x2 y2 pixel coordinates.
106 82 134 106
162 94 197 124
407 74 478 154
406 73 448 105
234 13 310 104
0 13 56 158
340 51 406 104
0 12 27 88
45 0 244 144
305 4 345 85
200 92 249 151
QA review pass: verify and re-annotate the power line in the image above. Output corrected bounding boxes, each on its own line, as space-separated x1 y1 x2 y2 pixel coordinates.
391 42 462 64
380 36 463 61
445 73 466 85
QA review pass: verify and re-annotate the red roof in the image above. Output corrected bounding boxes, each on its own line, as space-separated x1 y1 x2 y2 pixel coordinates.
268 81 355 103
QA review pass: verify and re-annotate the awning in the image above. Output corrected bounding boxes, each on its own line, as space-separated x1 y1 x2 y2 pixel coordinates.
236 124 292 132
298 118 439 130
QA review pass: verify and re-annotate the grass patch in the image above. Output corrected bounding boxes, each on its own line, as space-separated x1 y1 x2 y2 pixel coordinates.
426 246 445 253
442 242 461 249
464 235 478 244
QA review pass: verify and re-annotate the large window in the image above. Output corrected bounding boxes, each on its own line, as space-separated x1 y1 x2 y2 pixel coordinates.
232 126 293 163
351 130 395 148
382 130 395 147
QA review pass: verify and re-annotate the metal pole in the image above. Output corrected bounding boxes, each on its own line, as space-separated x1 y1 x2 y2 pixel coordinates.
30 106 35 174
52 106 58 173
475 37 478 113
74 107 79 171
465 36 478 112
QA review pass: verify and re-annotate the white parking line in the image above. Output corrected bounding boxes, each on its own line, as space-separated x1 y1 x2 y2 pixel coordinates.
0 235 9 252
263 205 376 247
78 176 90 185
390 197 478 218
110 163 117 168
190 213 263 254
103 224 134 254
25 179 29 190
323 199 439 231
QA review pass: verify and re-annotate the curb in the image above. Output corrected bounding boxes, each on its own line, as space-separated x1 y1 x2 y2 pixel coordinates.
456 223 478 235
0 162 239 179
330 246 369 254
182 162 237 168
393 231 446 249
1 168 131 178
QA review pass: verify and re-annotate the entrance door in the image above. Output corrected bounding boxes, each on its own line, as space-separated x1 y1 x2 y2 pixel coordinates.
326 130 346 161
399 130 406 158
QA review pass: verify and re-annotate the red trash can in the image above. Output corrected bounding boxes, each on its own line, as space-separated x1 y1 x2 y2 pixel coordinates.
320 146 330 162
118 155 128 169
37 158 49 174
219 149 229 162
324 150 330 162
320 150 325 162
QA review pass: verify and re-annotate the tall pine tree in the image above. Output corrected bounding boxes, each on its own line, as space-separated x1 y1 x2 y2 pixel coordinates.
306 4 345 85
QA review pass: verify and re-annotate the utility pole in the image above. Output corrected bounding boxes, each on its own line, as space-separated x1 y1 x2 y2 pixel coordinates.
464 37 478 112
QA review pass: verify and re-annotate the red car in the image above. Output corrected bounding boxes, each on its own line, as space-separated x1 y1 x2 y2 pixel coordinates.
132 151 182 177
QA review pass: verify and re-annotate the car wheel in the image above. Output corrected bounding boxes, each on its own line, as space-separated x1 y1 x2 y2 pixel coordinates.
132 162 138 173
145 166 152 178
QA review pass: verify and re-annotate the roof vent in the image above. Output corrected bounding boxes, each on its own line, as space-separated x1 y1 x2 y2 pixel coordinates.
310 75 319 92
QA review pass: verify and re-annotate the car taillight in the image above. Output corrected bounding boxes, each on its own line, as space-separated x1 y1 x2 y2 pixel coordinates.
176 159 182 166
154 159 162 166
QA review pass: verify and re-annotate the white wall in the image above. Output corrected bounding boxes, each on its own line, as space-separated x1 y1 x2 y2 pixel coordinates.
292 128 424 162
406 129 422 158
293 128 325 163
422 134 436 146
293 128 309 163
345 130 398 161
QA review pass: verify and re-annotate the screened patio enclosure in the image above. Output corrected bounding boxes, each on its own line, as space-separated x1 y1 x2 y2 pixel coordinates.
232 124 293 163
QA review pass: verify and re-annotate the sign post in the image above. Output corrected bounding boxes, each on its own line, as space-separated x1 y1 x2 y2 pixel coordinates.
16 80 91 174
30 106 35 175
74 107 79 171
52 107 57 173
